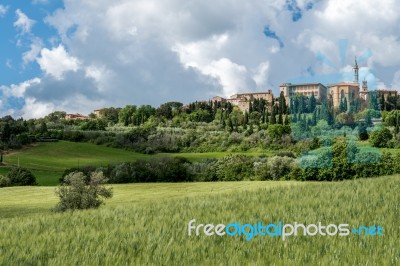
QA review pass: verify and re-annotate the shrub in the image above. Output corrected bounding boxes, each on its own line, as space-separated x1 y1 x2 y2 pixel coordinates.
6 167 37 186
214 154 254 181
60 166 97 184
253 159 270 180
0 175 11 187
54 171 113 212
108 157 193 183
276 151 296 158
370 127 393 148
267 156 295 180
228 132 243 145
152 157 193 182
188 159 218 182
358 124 369 141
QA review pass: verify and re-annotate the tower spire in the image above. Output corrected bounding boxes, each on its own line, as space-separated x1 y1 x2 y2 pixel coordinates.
353 57 359 83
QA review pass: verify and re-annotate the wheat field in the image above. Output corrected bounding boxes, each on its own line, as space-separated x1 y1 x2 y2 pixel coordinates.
0 176 398 265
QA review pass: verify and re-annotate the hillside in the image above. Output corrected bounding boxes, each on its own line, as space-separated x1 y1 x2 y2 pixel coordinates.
2 141 266 185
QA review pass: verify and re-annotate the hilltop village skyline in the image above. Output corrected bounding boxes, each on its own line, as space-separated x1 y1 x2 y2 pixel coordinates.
58 59 398 120
211 58 397 113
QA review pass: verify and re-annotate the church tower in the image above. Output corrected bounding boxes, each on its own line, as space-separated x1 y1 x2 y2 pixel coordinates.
353 57 359 83
362 79 368 92
360 79 369 101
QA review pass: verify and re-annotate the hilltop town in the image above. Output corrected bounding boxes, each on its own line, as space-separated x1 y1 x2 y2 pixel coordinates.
211 59 397 113
63 59 397 120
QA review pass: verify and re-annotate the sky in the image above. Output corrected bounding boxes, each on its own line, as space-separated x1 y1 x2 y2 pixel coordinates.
1 0 400 118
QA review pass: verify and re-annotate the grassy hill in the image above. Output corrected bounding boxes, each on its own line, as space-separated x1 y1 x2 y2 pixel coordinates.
2 141 267 185
0 176 398 265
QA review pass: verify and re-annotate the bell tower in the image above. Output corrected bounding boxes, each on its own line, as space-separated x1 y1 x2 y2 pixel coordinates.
353 57 359 83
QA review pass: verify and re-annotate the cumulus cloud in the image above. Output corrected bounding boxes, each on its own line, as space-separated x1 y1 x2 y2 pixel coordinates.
14 9 35 33
21 98 55 119
22 37 43 66
37 45 80 79
1 78 41 98
1 0 400 118
253 62 270 87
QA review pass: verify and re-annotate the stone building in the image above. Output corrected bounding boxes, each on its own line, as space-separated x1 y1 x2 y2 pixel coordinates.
65 113 88 120
212 90 274 112
328 82 360 109
279 83 327 104
377 89 398 100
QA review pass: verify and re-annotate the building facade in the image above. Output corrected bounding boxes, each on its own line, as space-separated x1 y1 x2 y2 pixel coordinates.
279 83 327 103
65 113 88 120
212 90 274 112
328 82 360 109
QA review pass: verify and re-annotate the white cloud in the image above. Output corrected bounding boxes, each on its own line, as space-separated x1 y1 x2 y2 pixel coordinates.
202 58 255 97
22 38 43 66
391 71 400 89
14 9 35 33
2 0 399 118
253 62 270 87
0 5 8 17
1 78 41 98
37 45 80 79
21 98 55 119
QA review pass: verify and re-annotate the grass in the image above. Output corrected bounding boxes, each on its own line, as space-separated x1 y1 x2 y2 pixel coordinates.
0 176 398 265
3 142 269 186
0 181 298 219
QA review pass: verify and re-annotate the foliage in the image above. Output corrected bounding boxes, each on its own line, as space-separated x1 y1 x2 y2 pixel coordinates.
214 154 254 181
108 157 193 183
80 119 107 131
370 127 393 148
54 171 113 212
6 167 37 186
0 175 11 187
358 123 369 140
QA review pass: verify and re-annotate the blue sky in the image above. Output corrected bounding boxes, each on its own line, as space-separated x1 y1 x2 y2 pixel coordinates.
0 1 62 84
1 0 400 118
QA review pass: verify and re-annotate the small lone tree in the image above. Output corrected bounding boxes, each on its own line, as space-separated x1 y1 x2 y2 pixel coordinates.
54 171 113 212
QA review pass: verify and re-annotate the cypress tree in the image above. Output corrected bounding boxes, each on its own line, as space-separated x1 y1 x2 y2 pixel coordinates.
270 105 276 124
278 112 283 124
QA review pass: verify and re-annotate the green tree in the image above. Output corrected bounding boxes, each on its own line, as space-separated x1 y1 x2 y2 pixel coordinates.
309 93 317 113
278 92 287 114
267 124 291 141
370 127 393 148
249 111 261 125
118 105 137 126
7 167 37 186
358 123 369 140
54 171 113 212
270 105 276 124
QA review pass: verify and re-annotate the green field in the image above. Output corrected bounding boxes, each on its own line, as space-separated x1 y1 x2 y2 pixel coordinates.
2 142 268 186
0 176 398 265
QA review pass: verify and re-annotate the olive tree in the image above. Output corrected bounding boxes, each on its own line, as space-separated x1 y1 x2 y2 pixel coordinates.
54 171 112 212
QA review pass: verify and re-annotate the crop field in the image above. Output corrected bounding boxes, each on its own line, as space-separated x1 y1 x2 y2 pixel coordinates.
2 142 267 186
0 176 398 265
